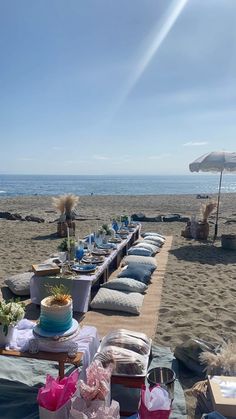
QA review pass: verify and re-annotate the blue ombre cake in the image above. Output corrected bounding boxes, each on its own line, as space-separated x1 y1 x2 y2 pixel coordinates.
39 296 73 333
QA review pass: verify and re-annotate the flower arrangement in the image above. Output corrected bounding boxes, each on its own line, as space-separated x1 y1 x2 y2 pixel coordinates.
0 299 25 336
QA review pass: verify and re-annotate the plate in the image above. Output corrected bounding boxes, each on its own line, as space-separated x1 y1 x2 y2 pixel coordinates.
108 237 122 243
97 243 115 249
82 255 105 264
92 249 110 256
71 263 96 273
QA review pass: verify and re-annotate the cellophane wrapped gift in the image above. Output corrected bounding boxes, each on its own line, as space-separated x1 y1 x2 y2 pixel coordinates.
78 360 114 402
69 399 120 419
138 385 171 419
100 329 151 355
95 345 147 375
37 370 78 418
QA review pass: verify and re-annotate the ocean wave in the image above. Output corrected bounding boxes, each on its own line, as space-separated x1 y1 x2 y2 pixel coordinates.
0 190 6 194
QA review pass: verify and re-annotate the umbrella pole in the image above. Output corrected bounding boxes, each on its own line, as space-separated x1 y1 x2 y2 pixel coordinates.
214 170 223 241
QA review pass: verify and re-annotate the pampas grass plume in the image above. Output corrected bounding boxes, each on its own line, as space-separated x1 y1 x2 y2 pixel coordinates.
52 194 79 216
199 341 236 375
201 200 217 222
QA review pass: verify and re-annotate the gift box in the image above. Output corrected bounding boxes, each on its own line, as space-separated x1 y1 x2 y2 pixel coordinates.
208 375 236 418
39 399 71 419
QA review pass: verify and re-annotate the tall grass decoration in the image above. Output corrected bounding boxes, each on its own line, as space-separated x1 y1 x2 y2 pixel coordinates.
199 341 236 375
201 200 217 223
52 194 79 221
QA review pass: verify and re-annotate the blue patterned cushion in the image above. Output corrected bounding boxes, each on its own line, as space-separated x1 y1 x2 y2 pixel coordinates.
101 277 148 293
128 246 152 257
118 263 153 284
90 288 144 315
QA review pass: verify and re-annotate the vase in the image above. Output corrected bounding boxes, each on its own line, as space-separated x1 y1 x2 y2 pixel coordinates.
195 221 209 240
0 324 14 347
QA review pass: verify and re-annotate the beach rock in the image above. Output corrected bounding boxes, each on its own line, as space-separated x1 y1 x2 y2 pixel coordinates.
163 214 181 222
179 216 190 222
0 212 23 220
132 213 189 223
131 213 146 221
25 215 45 223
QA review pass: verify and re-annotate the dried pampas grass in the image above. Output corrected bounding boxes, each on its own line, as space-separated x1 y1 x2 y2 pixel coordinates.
52 194 79 218
200 200 217 223
199 341 236 376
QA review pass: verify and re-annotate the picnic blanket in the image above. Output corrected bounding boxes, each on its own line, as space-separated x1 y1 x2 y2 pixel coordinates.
0 344 186 419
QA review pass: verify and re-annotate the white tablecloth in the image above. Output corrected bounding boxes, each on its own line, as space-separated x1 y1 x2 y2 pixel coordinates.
6 319 100 378
30 225 140 312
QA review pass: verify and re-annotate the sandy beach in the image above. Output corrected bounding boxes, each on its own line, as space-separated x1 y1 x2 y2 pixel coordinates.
0 194 236 417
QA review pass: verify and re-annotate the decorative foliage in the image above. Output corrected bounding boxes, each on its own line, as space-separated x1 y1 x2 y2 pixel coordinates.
52 194 79 221
200 200 217 223
199 341 236 375
0 299 25 336
58 237 75 251
101 224 113 236
46 284 71 305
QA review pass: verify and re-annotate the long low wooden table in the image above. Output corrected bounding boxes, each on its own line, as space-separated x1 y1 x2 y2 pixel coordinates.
30 224 140 312
0 347 83 379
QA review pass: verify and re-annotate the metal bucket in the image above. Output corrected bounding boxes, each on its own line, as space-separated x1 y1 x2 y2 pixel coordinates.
147 367 176 400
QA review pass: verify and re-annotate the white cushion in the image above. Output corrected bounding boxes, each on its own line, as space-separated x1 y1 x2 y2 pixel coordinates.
135 242 160 255
5 272 33 296
90 288 144 315
142 232 165 240
101 277 147 293
144 235 165 246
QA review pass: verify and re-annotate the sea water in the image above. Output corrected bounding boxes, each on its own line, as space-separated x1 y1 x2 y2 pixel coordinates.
0 174 236 197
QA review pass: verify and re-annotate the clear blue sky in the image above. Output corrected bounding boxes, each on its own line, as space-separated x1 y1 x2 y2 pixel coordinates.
1 0 236 175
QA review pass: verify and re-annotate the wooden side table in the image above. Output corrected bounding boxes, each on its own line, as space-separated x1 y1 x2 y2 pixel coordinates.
0 348 83 379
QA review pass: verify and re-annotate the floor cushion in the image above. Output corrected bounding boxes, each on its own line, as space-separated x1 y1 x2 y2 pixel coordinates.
144 235 165 246
135 242 160 255
4 272 33 296
118 263 153 284
101 277 148 293
142 232 165 240
90 288 144 315
121 255 157 270
127 246 152 257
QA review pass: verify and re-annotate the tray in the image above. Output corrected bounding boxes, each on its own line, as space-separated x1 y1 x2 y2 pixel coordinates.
32 262 60 276
96 337 152 377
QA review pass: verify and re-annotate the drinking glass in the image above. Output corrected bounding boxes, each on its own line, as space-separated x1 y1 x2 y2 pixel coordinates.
75 242 84 264
87 241 94 255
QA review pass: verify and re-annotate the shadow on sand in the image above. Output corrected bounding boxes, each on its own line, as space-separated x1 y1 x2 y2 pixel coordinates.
32 233 59 241
170 243 236 265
